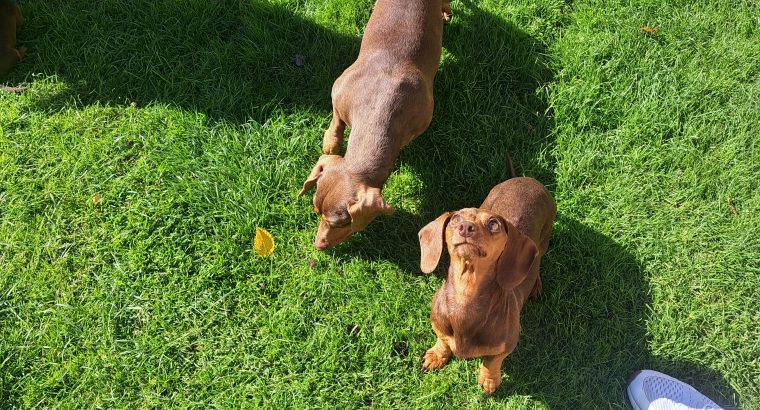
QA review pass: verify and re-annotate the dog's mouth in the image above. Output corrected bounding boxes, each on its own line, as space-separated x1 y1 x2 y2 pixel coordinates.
315 220 353 250
451 241 485 257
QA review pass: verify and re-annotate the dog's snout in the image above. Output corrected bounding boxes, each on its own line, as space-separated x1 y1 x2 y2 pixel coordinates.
314 238 329 250
458 221 475 238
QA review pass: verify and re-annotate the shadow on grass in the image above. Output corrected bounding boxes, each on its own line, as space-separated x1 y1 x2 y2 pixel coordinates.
496 215 739 408
342 213 739 406
412 0 557 205
18 0 361 123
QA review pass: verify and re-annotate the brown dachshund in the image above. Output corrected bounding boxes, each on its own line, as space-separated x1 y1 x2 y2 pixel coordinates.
418 174 556 395
299 0 450 250
0 0 25 78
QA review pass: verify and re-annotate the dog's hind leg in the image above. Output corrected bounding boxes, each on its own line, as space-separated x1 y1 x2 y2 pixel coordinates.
530 274 542 298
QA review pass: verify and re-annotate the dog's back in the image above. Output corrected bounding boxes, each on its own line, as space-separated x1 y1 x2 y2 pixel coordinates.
332 0 444 148
361 0 444 76
481 177 556 255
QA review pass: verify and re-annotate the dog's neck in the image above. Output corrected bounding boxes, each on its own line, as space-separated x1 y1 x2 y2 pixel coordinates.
447 256 499 305
343 129 401 187
445 256 512 343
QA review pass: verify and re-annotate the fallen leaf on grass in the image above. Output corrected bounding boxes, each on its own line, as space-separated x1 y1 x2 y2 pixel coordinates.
640 27 658 33
253 227 275 257
91 194 102 206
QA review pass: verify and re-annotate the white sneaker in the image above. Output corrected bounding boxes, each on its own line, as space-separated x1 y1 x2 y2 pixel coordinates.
627 370 723 410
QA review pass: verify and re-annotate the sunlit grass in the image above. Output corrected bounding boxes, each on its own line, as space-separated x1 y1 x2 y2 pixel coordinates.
1 0 757 407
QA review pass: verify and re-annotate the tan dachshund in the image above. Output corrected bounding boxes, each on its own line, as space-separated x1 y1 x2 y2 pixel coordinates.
299 0 450 250
418 171 556 395
0 0 25 79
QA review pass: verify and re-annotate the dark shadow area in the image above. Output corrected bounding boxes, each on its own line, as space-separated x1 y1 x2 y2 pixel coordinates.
16 0 362 123
412 0 556 207
334 208 431 275
493 215 739 408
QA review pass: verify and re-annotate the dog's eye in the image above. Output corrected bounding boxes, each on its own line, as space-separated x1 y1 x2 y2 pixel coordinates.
487 218 500 232
326 209 351 228
450 214 462 223
330 219 351 228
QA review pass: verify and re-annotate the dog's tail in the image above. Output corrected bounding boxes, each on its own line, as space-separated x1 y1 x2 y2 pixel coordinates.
506 151 516 179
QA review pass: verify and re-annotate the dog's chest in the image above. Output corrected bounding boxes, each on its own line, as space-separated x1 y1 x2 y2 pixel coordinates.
434 284 515 358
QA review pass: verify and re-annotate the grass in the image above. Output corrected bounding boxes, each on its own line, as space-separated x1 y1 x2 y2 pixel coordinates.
1 0 758 408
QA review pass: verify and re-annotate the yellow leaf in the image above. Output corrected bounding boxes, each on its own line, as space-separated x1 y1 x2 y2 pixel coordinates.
640 26 658 33
253 227 275 257
91 193 102 206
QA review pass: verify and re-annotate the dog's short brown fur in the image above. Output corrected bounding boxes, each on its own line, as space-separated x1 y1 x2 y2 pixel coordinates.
299 0 449 250
418 176 556 395
0 0 25 78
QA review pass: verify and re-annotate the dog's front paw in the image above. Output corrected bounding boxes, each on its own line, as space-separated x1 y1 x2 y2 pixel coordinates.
477 367 502 396
321 138 341 155
422 349 449 371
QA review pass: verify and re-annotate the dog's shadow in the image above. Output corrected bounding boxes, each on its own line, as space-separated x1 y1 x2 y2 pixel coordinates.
16 0 363 123
411 0 557 209
494 215 740 407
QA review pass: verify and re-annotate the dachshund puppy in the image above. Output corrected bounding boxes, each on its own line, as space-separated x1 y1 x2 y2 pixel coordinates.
299 0 449 250
0 0 25 78
419 176 556 395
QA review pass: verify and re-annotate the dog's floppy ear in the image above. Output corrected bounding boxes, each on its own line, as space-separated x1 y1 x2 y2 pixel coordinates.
299 155 341 196
418 212 451 274
347 186 395 232
496 220 538 289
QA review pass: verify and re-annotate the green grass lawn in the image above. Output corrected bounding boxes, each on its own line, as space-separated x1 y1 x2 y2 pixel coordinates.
1 0 758 407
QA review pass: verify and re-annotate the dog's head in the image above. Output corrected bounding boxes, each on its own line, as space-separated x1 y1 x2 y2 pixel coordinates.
299 154 395 250
418 208 537 288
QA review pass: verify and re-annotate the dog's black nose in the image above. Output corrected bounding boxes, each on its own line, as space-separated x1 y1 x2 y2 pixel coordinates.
458 221 475 237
